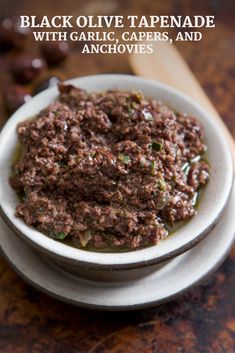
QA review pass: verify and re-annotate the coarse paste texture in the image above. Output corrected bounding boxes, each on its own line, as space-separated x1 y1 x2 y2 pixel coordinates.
9 84 210 251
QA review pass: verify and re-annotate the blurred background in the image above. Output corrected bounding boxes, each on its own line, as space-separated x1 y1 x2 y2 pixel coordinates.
0 0 234 130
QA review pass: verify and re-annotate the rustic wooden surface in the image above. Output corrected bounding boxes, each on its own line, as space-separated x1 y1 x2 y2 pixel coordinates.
0 0 235 352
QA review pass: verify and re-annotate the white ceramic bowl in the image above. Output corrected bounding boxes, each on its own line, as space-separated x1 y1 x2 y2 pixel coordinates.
0 74 233 280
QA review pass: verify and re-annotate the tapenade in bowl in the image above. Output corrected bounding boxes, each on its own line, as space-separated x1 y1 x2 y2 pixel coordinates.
0 75 233 279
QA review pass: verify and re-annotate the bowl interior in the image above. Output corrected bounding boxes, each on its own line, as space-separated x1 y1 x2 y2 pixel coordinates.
0 74 233 267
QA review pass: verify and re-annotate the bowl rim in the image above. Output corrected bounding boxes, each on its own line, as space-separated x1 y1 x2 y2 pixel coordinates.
0 74 233 269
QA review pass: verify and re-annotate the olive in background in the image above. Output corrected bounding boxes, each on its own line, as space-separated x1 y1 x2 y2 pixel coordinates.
41 42 70 66
11 55 46 84
0 17 30 52
3 84 31 114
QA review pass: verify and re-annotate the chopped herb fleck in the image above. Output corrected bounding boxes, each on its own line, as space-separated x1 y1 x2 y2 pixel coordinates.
148 141 163 151
54 111 60 118
191 155 201 163
150 160 156 175
118 153 131 165
127 105 133 115
131 101 138 109
181 162 189 172
181 162 190 176
157 178 167 192
53 232 67 240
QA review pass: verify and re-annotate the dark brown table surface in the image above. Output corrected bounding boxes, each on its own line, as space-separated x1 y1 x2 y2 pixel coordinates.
0 1 235 352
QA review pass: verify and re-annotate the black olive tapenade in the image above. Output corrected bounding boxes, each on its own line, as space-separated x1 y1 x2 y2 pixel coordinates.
9 84 210 251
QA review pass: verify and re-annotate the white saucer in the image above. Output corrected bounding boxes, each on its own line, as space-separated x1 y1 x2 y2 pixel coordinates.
0 186 234 311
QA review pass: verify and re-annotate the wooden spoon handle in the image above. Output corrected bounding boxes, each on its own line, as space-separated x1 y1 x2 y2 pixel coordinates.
130 42 235 162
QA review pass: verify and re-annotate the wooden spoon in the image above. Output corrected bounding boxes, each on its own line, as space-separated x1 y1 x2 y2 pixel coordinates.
129 42 235 164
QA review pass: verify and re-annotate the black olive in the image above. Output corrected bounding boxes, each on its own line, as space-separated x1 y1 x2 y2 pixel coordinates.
0 17 30 52
3 84 31 114
11 55 46 84
33 76 61 95
41 42 69 66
